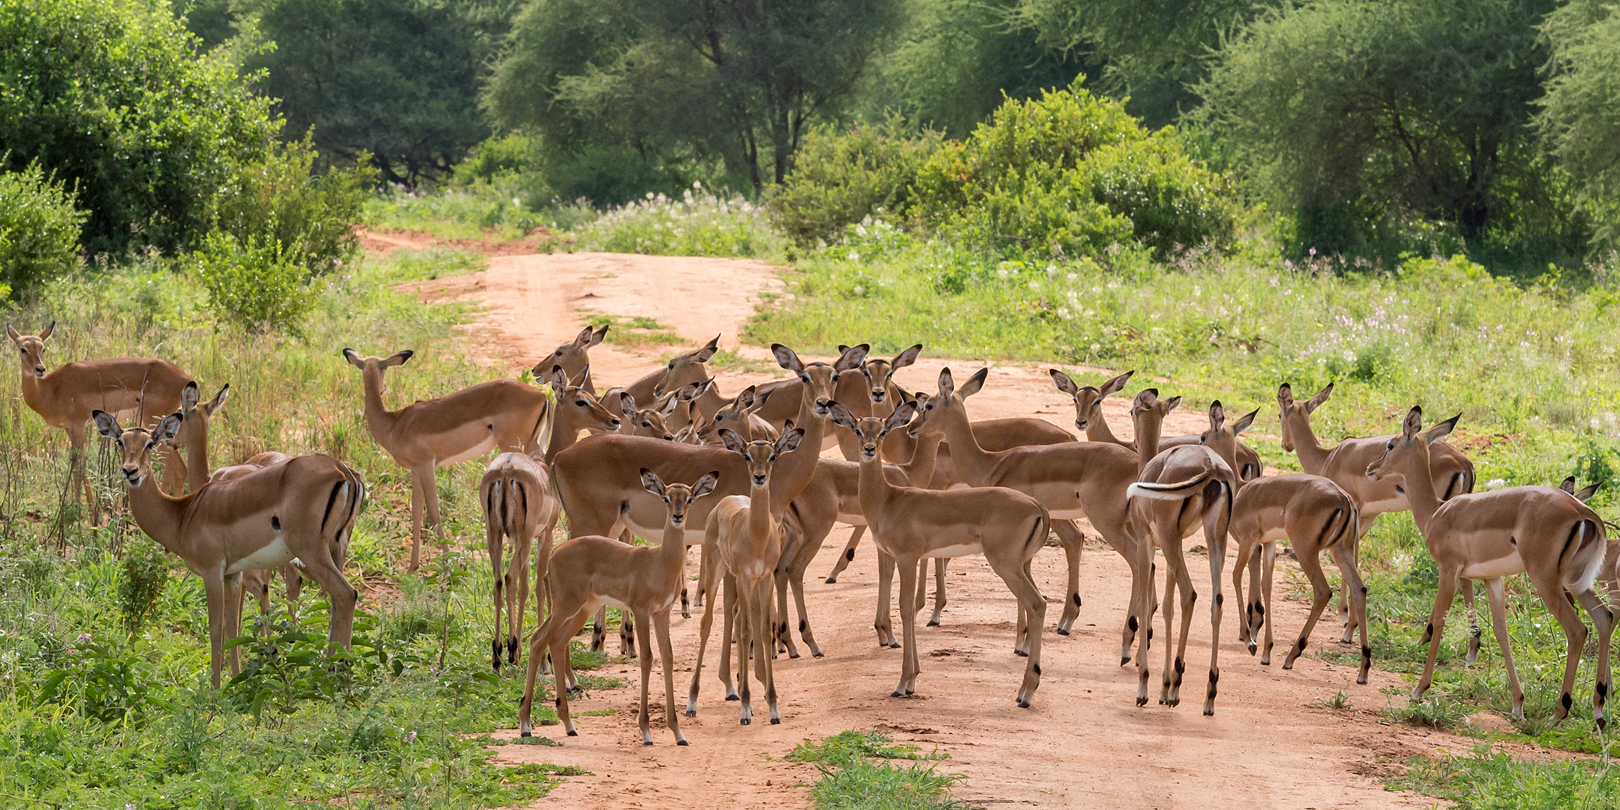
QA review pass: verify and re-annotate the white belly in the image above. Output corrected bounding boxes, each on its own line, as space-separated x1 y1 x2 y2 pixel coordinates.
1259 527 1291 544
1359 496 1407 516
228 537 294 575
439 435 498 466
599 595 632 611
1048 508 1088 521
838 512 867 527
1462 551 1524 580
926 543 982 559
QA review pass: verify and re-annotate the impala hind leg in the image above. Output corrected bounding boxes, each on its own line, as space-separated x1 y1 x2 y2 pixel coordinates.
926 558 948 628
1282 547 1333 672
1259 543 1277 665
1158 552 1181 706
634 609 657 744
488 519 506 671
1412 574 1459 706
224 572 245 677
826 526 865 583
408 471 427 571
1337 546 1371 684
1202 512 1227 717
1230 538 1254 650
1528 573 1592 724
1460 580 1482 662
987 550 1046 708
1575 588 1613 729
718 574 740 701
1481 578 1523 720
1053 520 1085 634
773 564 802 659
1131 532 1157 704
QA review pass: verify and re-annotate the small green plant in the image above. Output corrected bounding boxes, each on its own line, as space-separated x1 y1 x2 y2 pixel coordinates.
192 231 318 332
1389 745 1620 808
1385 694 1468 730
1323 691 1353 710
117 541 169 634
34 637 169 724
789 730 963 810
0 161 85 299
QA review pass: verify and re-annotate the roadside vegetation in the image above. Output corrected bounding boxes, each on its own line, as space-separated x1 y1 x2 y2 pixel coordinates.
788 730 965 810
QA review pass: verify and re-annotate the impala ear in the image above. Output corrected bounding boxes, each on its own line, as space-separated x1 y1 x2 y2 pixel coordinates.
691 471 720 500
342 348 364 369
884 401 918 434
771 344 804 373
93 410 122 440
570 364 591 388
691 377 716 399
658 394 680 417
1101 370 1134 398
1277 383 1295 409
1050 369 1079 396
1561 475 1578 494
1576 482 1601 503
1306 383 1334 414
958 368 988 398
892 343 923 370
6 325 19 344
1402 406 1424 439
776 428 805 455
827 400 858 432
694 335 720 363
205 384 231 416
640 468 666 497
1133 388 1159 411
1232 407 1259 436
181 380 200 412
1163 395 1182 413
750 389 771 413
572 326 596 348
39 321 54 340
937 367 955 399
386 350 413 367
1424 412 1460 445
619 392 637 421
1208 400 1226 431
719 428 748 455
735 385 756 411
591 324 610 346
154 412 184 444
549 365 568 393
836 343 870 371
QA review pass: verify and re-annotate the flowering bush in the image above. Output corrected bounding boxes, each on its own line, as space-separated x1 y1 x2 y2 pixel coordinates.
572 185 789 260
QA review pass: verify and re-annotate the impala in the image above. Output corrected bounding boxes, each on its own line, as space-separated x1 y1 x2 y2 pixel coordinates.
343 348 552 569
1050 368 1262 481
94 410 364 688
1368 407 1611 724
10 322 193 520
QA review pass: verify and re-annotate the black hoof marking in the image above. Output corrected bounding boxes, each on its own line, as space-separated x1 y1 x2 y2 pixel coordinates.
1056 628 1070 636
678 740 689 746
771 718 780 725
520 731 531 738
1297 637 1308 653
1599 681 1609 699
1215 593 1223 607
567 730 578 736
799 620 808 632
1255 603 1265 616
1189 590 1197 603
726 695 740 701
1033 663 1042 676
845 548 855 561
1600 717 1609 732
1562 693 1574 712
1208 670 1220 684
1147 628 1154 640
1073 593 1082 606
1128 616 1139 632
1174 658 1184 674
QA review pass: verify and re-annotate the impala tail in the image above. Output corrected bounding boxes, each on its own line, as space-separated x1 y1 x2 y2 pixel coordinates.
1563 517 1607 595
323 467 366 566
1126 471 1213 503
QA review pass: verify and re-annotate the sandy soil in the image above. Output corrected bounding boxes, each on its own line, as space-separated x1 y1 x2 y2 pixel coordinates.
377 239 1512 809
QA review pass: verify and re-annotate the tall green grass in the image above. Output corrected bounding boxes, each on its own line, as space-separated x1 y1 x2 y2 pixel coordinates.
788 730 966 810
571 185 790 260
1391 746 1620 809
0 249 605 807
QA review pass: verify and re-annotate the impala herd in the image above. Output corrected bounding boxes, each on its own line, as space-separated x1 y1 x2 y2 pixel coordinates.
8 320 1616 746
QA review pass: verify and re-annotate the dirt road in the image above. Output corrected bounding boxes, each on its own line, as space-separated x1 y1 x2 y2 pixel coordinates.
399 245 1480 809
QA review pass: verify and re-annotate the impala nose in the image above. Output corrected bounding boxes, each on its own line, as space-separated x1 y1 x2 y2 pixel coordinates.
814 398 831 415
752 474 766 486
122 466 140 485
1075 420 1087 431
34 366 45 376
871 390 886 403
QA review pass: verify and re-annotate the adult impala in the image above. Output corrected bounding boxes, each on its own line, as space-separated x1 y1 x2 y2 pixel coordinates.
1368 407 1611 724
1050 369 1262 481
10 322 193 520
343 349 552 569
95 410 365 688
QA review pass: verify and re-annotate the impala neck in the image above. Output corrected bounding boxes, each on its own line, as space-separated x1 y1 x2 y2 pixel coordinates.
1134 413 1163 475
660 509 691 585
359 369 399 442
185 435 211 490
902 429 943 485
936 402 994 486
1286 410 1329 475
855 448 896 521
17 367 45 415
1399 445 1442 537
767 387 825 515
748 480 773 545
126 474 190 557
1086 413 1127 446
545 406 585 464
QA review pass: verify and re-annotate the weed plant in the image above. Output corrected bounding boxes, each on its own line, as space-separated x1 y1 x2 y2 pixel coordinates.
789 730 966 810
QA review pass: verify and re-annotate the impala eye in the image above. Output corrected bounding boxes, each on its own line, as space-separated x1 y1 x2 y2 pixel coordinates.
1387 441 1395 450
668 361 675 370
555 349 563 355
799 374 811 385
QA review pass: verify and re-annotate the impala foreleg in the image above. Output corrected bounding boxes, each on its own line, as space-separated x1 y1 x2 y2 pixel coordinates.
1053 520 1085 634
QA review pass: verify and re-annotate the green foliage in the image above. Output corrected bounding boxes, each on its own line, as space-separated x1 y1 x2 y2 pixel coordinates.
0 0 278 256
1201 0 1583 273
0 162 84 299
1539 0 1620 250
32 636 170 724
191 231 318 332
768 120 944 245
117 541 170 634
485 0 905 197
915 83 1235 257
208 135 375 277
246 0 518 185
1391 747 1620 809
573 186 789 260
789 731 963 810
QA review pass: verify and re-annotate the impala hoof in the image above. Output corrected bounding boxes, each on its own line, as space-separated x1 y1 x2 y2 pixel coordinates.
888 641 901 649
1056 628 1070 636
1017 699 1031 709
927 620 940 627
771 718 780 725
685 709 696 717
891 689 905 698
678 739 689 746
812 651 825 659
788 651 801 660
643 741 653 746
567 730 578 737
520 730 531 738
740 718 750 726
824 577 838 584
1136 695 1148 707
1120 656 1131 666
726 694 739 701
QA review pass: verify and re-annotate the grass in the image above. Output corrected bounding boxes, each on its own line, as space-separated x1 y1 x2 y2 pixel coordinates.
788 730 967 810
579 312 687 347
571 185 790 261
0 247 602 807
1390 745 1620 809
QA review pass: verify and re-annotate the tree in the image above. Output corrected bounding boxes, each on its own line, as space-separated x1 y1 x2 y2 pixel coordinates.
1200 0 1581 269
0 0 277 255
1540 0 1620 250
486 0 904 196
245 0 518 185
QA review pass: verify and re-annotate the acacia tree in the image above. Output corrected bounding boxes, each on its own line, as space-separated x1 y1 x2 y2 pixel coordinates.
1201 0 1578 266
1540 0 1620 249
486 0 903 196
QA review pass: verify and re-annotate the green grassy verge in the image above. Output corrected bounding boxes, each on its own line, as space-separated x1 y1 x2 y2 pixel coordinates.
788 730 968 810
0 248 618 807
1389 746 1620 809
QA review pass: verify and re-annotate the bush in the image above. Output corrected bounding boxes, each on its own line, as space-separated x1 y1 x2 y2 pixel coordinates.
573 186 788 260
909 82 1235 258
208 136 374 277
768 120 944 245
0 163 85 299
117 541 169 634
192 231 318 332
0 0 278 256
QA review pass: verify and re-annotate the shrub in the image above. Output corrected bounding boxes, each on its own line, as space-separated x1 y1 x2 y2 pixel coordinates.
0 0 278 256
0 163 85 299
117 541 169 634
192 231 318 332
1075 134 1238 255
573 186 788 260
768 120 943 245
208 136 374 277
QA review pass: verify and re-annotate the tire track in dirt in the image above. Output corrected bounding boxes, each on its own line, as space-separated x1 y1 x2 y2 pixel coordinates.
391 245 1480 809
